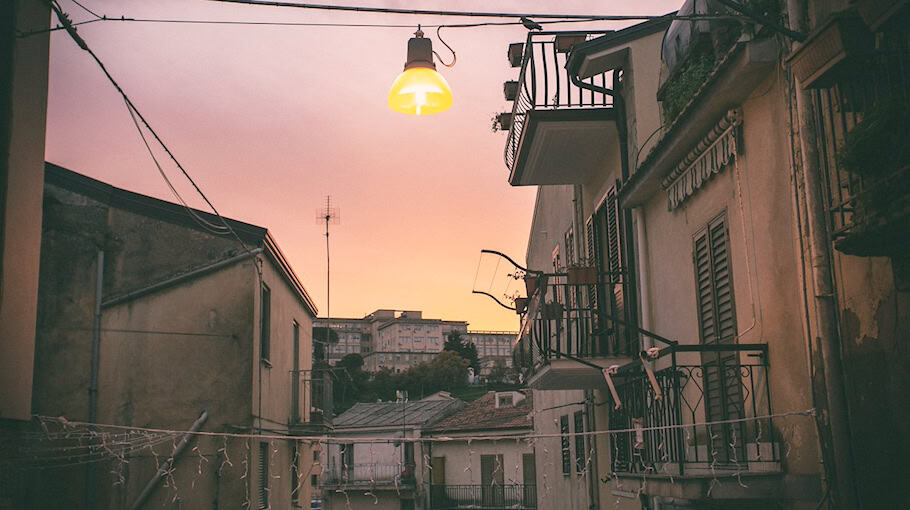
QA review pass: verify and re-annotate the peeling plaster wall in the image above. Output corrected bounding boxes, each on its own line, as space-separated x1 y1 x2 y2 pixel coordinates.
832 253 909 508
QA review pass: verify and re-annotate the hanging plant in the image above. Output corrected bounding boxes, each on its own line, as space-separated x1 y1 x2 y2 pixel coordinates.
837 99 910 177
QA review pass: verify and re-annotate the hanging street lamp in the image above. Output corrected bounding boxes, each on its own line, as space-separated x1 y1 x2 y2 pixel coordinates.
388 27 453 116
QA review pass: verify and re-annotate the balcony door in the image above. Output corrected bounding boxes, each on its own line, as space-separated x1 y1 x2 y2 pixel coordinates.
586 184 637 357
480 454 504 507
693 213 745 467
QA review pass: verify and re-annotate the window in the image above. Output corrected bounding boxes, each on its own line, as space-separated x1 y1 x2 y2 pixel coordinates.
258 442 270 509
260 285 271 361
693 212 744 464
560 415 571 475
574 411 585 473
586 186 637 356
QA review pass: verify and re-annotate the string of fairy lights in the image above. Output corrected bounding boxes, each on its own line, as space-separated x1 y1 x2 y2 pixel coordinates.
2 408 816 508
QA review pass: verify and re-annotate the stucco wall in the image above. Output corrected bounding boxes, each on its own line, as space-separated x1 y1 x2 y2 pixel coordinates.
833 253 910 506
0 0 49 422
30 175 316 509
429 436 534 486
532 390 591 510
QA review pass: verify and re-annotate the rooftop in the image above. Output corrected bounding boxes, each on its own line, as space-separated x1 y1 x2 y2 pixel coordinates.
426 390 533 434
333 398 465 430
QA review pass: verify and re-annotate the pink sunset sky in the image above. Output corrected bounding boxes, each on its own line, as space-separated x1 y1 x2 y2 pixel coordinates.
44 0 680 331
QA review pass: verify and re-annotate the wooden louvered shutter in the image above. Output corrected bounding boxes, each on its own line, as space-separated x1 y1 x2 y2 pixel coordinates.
693 213 744 465
585 216 599 356
605 189 625 350
258 442 269 509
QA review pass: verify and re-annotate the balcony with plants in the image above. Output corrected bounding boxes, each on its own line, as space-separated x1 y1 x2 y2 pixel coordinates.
499 30 619 187
513 266 672 390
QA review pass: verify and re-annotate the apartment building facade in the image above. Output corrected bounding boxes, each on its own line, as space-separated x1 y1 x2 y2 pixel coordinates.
23 164 327 509
490 0 910 505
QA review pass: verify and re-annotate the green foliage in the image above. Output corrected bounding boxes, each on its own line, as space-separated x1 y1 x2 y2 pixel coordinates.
837 100 910 177
660 53 716 123
443 331 480 371
485 359 516 385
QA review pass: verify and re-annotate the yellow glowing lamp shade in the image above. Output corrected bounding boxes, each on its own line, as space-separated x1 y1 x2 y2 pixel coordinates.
388 67 453 116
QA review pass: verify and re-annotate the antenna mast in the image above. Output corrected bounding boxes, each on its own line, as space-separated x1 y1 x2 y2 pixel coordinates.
316 196 340 326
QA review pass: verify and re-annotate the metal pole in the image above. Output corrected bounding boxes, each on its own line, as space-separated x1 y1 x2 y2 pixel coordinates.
786 0 858 507
129 410 209 510
86 250 103 510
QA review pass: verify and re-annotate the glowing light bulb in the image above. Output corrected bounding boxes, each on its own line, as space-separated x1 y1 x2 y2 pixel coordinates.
388 28 453 116
388 68 452 116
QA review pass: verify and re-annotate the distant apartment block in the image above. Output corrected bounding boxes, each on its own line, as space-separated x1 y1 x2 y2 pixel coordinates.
316 311 516 374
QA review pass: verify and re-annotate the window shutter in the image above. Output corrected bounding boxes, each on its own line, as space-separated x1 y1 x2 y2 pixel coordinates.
693 213 744 465
258 442 269 509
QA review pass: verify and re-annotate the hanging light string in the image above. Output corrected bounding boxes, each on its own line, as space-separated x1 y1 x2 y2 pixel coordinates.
22 409 815 445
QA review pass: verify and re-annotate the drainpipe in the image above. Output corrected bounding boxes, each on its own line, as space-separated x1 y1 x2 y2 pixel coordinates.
632 208 651 350
129 410 209 510
89 250 103 421
785 0 858 508
86 250 103 510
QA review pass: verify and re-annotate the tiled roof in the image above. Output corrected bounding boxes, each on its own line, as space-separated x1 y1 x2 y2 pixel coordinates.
426 391 533 433
333 399 464 430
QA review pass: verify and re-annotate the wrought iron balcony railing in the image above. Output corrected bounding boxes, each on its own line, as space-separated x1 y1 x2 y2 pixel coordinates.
811 33 910 257
321 463 415 487
290 369 333 430
429 484 536 510
513 270 668 387
607 344 779 477
504 31 615 171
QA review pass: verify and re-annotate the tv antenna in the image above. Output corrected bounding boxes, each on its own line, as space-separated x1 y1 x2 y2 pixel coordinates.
316 196 340 324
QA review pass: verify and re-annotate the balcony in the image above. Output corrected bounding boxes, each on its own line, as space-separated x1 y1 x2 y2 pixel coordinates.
321 463 415 490
514 271 662 390
807 28 910 257
503 30 619 187
607 344 783 496
429 484 536 510
290 369 333 434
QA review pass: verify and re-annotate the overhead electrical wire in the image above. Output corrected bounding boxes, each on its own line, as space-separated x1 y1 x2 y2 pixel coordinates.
203 0 722 21
45 0 264 271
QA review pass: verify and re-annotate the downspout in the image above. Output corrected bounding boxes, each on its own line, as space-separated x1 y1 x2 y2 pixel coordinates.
86 249 103 510
785 0 858 508
632 208 651 349
89 250 103 422
129 410 209 510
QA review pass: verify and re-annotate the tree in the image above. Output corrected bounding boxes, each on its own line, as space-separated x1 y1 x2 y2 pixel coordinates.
486 359 515 385
443 331 480 371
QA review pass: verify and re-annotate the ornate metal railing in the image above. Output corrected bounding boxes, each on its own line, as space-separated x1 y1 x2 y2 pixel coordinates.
429 484 536 509
322 463 415 486
514 270 660 380
290 369 333 429
607 344 779 476
504 30 615 171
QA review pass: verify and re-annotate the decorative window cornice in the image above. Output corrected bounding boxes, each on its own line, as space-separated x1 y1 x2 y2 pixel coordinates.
661 109 743 210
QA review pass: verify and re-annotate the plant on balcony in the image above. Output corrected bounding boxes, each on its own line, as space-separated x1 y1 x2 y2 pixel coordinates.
837 99 910 178
834 99 910 255
660 52 716 123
